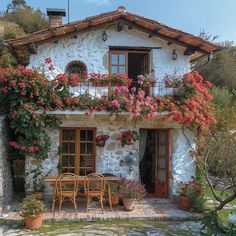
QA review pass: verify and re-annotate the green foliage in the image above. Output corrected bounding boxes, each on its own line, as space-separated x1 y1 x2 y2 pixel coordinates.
19 194 45 218
199 47 236 90
4 7 49 34
210 86 234 107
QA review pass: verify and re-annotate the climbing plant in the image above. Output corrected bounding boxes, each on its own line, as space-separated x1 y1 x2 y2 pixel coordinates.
0 59 216 160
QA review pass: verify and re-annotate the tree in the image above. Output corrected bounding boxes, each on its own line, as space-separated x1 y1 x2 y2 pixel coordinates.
4 7 48 34
196 89 236 234
6 0 27 13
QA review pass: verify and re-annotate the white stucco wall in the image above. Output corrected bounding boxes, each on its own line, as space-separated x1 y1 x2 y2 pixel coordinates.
28 23 190 82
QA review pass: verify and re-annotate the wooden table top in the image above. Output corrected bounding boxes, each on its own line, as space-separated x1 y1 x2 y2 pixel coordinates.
44 175 121 182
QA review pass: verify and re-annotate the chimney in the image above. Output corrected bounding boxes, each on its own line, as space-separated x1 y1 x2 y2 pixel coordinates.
46 8 66 28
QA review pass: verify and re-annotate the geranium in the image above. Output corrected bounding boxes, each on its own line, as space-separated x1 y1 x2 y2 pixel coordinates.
137 74 156 86
116 130 140 147
96 134 110 147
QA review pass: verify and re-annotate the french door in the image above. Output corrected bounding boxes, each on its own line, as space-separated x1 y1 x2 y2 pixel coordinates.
155 130 170 198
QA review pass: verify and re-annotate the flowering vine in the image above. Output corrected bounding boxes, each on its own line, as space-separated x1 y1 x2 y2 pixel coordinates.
0 58 215 160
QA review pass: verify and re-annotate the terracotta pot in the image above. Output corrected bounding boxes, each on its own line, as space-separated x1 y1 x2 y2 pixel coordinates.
24 213 43 230
122 197 136 211
35 192 44 201
92 81 109 87
179 195 191 210
111 195 119 207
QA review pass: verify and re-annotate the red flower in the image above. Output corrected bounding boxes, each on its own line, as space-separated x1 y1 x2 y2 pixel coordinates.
9 141 19 149
12 110 17 119
98 140 104 146
28 147 35 153
19 83 26 89
45 57 52 64
34 146 40 151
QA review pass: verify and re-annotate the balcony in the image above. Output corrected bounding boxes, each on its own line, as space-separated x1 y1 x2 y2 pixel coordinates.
69 81 174 98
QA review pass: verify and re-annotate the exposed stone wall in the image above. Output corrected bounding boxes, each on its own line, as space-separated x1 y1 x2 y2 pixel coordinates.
28 24 190 82
24 115 195 200
0 116 13 213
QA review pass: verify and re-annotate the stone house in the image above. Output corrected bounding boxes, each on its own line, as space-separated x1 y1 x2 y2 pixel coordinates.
6 6 223 201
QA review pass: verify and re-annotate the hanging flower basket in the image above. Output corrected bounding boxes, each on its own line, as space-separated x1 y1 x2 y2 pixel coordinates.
92 80 109 87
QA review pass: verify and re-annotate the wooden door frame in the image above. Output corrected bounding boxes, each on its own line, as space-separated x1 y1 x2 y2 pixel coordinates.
139 128 170 198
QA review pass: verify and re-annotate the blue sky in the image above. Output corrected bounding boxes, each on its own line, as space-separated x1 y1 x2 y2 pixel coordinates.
1 0 236 42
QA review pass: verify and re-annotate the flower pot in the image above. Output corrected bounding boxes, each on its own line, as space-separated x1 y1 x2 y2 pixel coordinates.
92 81 109 87
141 81 155 87
24 213 43 230
122 197 136 211
35 192 44 201
179 195 191 210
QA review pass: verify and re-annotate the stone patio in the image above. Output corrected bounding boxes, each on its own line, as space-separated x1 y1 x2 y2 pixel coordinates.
0 198 200 222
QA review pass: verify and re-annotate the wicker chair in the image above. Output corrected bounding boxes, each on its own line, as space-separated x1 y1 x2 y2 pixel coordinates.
84 173 106 213
52 173 78 213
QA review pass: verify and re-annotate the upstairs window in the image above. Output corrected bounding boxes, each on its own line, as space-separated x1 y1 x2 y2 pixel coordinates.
65 61 87 82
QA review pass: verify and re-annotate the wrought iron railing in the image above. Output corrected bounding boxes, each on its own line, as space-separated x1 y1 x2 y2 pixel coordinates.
69 81 175 98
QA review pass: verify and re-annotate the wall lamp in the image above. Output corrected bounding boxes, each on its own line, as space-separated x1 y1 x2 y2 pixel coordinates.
102 30 108 42
171 49 178 61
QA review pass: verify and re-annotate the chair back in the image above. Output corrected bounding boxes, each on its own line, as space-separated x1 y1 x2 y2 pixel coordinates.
55 173 78 196
84 173 106 194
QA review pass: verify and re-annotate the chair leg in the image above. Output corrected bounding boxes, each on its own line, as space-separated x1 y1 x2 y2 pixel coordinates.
100 195 104 214
86 196 90 213
52 199 56 213
73 197 78 214
59 197 63 213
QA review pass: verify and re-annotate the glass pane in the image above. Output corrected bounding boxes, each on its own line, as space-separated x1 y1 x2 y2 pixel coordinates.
119 66 126 74
111 54 118 64
62 143 68 153
87 130 93 141
158 170 165 182
80 169 85 176
62 156 68 166
80 130 86 141
112 66 118 73
69 156 75 166
80 156 85 167
159 145 166 156
62 130 69 140
86 168 93 175
80 143 86 154
69 130 76 141
158 157 166 168
69 168 75 173
86 156 94 166
119 54 125 65
69 143 75 154
87 143 93 154
159 132 166 144
62 168 68 173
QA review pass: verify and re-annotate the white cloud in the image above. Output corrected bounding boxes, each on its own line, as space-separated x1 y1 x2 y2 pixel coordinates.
85 0 111 6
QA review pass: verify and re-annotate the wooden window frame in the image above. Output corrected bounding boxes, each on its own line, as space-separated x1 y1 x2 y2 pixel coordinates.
109 49 151 76
60 127 96 175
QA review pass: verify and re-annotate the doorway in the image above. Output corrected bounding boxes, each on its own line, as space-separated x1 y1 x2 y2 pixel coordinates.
139 129 170 198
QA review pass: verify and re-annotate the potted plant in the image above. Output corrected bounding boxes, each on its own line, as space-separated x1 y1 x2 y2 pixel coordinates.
118 178 146 211
109 182 120 207
19 194 45 230
178 179 203 211
137 74 156 87
164 73 183 88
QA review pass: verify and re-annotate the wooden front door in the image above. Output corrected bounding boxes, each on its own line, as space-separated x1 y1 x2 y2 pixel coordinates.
155 130 170 198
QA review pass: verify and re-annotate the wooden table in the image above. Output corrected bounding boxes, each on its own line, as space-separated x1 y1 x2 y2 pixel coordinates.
44 175 121 211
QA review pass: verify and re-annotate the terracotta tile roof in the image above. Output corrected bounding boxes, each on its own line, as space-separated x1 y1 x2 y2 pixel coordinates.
7 6 224 65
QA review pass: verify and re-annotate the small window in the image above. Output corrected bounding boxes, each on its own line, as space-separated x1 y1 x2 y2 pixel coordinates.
65 61 87 82
110 51 127 74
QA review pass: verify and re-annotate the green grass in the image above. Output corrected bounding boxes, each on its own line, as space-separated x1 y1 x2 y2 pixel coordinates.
204 185 236 224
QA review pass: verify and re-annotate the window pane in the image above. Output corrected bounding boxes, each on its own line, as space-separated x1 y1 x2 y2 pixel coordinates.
87 143 93 154
69 156 75 166
86 156 94 166
80 143 86 154
69 130 76 141
62 143 68 153
62 130 69 140
119 54 125 65
80 156 85 167
80 169 85 176
159 132 166 144
111 54 118 64
80 130 86 141
112 66 118 73
69 143 75 154
62 156 68 166
87 130 93 141
119 66 126 74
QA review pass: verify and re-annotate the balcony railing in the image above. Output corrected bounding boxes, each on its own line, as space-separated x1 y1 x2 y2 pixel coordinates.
69 82 175 98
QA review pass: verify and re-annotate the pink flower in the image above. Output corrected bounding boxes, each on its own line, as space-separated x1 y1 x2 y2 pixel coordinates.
19 83 26 89
20 146 26 151
9 141 18 149
110 100 121 108
45 57 52 64
98 140 104 146
12 110 17 119
34 146 40 151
